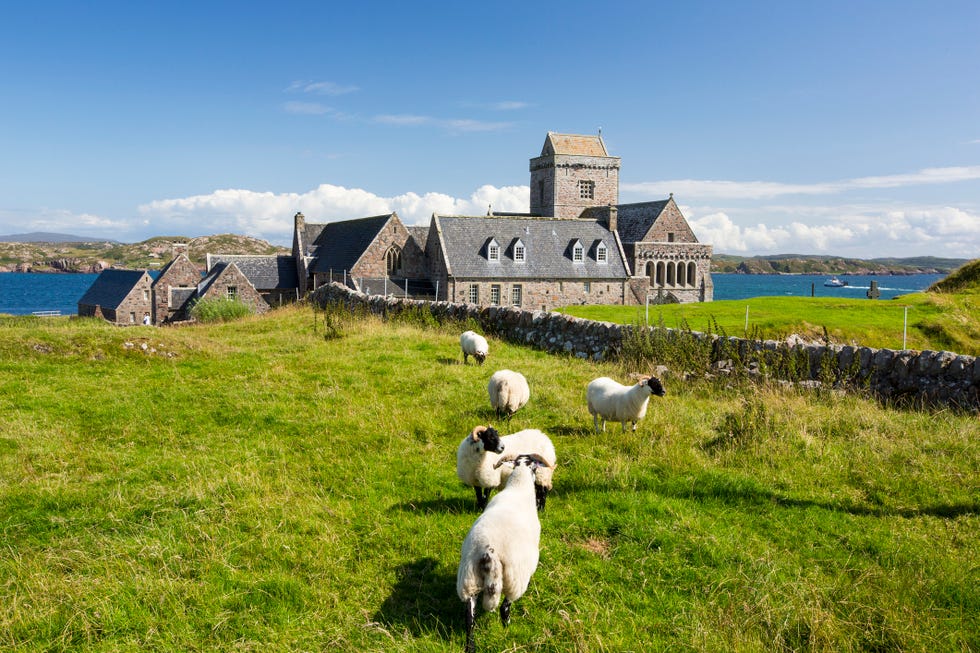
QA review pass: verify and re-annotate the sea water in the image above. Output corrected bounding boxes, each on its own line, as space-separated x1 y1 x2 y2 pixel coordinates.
0 271 947 316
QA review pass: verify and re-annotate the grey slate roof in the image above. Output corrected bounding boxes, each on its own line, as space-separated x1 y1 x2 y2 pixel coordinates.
207 255 298 290
307 214 394 274
406 225 430 250
434 215 628 280
197 262 230 297
615 200 669 243
77 269 148 309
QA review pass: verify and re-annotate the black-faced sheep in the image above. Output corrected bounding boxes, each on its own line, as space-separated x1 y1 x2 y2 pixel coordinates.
586 375 666 433
487 369 529 418
456 425 557 511
460 330 488 365
457 454 548 653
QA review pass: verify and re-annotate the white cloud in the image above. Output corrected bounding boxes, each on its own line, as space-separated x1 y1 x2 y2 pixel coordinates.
0 208 130 239
286 80 359 96
372 114 512 132
283 101 335 115
138 183 532 244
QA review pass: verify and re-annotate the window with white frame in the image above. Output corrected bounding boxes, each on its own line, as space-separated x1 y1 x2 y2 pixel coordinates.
488 239 500 262
513 239 525 263
227 286 238 300
572 240 584 263
490 284 500 306
468 284 479 304
511 284 523 307
596 241 608 263
584 281 591 293
578 180 595 200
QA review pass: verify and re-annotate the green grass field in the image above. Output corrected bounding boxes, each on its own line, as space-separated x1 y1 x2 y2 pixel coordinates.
1 306 977 652
560 290 980 356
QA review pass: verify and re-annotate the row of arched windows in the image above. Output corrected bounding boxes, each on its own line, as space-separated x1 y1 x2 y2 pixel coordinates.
645 260 699 288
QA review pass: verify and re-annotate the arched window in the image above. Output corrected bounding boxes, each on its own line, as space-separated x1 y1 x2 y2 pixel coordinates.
656 262 666 287
687 262 697 286
385 246 402 276
666 262 676 286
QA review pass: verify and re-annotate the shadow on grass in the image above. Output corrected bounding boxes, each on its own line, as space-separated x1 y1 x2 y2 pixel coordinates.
555 473 979 519
373 557 461 641
391 496 474 514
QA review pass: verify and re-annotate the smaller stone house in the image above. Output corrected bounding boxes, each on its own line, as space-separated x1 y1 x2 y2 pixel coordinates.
197 261 269 314
77 269 155 325
205 254 299 307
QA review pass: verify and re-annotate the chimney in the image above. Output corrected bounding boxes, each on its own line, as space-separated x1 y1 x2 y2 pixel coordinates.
172 241 189 257
607 204 617 233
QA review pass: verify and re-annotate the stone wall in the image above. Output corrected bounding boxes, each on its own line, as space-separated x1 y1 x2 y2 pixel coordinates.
312 283 979 411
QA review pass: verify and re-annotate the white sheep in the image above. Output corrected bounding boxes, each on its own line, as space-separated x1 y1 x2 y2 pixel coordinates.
460 330 489 365
457 454 549 653
456 425 557 511
586 375 666 434
487 369 530 418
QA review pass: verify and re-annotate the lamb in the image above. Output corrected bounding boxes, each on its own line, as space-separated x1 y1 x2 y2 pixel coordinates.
460 330 489 365
487 369 530 418
457 454 549 653
586 375 666 434
456 425 557 511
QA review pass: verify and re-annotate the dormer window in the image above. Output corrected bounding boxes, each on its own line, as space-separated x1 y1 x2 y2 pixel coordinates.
572 240 584 263
513 239 525 263
487 238 500 262
578 180 595 200
596 241 608 264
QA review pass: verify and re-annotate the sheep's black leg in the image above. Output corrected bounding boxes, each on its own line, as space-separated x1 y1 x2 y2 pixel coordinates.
535 483 548 511
464 596 477 653
475 487 491 510
499 598 512 627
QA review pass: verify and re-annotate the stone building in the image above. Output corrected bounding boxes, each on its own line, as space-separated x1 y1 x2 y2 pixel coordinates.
153 252 202 324
291 131 713 309
205 254 299 307
77 269 155 325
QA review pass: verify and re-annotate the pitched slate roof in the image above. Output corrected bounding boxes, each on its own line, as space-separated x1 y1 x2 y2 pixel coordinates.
77 269 148 309
307 214 394 274
615 199 670 243
206 254 298 290
542 132 608 157
434 215 628 280
197 262 232 297
406 225 430 250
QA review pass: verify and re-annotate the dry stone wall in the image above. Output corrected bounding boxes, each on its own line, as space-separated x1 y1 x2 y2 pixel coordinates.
313 283 979 411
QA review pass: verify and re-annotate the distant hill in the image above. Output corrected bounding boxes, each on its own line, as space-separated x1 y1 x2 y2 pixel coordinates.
712 254 968 275
0 234 289 273
0 231 121 244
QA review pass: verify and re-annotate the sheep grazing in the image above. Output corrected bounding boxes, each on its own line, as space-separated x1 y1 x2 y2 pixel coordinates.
456 425 557 511
586 375 666 434
457 454 549 653
487 369 530 418
460 330 489 365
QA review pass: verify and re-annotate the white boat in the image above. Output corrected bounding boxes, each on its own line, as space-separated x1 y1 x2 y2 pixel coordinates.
824 276 848 287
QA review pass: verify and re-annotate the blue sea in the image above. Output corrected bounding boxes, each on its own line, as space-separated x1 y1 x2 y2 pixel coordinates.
0 271 947 316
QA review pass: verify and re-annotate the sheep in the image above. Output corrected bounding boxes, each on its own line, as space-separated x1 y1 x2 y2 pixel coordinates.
460 330 489 365
586 375 666 434
457 454 549 653
487 369 530 418
456 425 557 511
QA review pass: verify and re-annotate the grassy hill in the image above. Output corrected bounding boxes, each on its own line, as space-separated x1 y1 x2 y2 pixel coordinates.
0 306 976 651
562 278 980 356
0 234 288 272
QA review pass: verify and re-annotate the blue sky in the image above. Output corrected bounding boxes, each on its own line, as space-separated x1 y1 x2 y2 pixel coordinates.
1 1 978 258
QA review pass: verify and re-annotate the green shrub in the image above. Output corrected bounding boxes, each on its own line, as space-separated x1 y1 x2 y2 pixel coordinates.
189 296 254 323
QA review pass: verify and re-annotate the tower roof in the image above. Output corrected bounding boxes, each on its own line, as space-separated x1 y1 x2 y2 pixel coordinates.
541 132 608 157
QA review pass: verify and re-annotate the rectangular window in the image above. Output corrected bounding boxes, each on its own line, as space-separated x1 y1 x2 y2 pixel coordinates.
667 232 675 242
573 243 584 263
129 312 136 323
511 284 522 307
227 286 238 300
596 243 607 263
488 243 499 261
490 284 500 306
578 180 595 200
468 284 479 304
143 288 149 301
514 244 525 262
584 281 591 293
